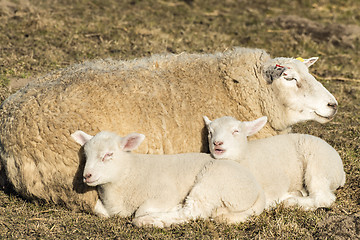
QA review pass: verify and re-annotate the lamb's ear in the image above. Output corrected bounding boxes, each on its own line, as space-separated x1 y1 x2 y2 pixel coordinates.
243 116 268 137
71 130 93 146
203 116 212 126
264 64 286 84
120 133 145 152
303 57 318 68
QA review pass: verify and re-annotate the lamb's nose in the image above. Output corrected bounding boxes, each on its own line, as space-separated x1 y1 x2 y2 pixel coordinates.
328 102 338 111
83 173 92 182
214 141 223 146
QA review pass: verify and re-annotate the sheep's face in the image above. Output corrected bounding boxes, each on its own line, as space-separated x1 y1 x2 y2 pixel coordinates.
71 131 145 186
203 116 267 160
264 57 338 127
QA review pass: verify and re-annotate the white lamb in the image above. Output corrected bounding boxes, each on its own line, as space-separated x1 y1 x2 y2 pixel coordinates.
203 116 346 210
71 130 265 227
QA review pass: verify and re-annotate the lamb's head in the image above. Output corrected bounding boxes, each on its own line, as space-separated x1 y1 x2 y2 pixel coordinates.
204 116 267 159
264 57 338 127
71 131 145 186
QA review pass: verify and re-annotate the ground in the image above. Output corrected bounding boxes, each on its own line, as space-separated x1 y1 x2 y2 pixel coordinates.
0 0 359 239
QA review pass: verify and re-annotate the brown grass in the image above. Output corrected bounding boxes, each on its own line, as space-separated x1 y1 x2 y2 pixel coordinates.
0 0 359 238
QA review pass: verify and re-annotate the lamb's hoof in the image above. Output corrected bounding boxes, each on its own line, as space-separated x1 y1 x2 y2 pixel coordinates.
133 215 166 228
283 197 299 207
283 197 314 211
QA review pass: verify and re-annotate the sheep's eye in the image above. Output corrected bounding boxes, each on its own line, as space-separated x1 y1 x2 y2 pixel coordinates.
232 129 239 135
102 152 113 161
284 77 297 81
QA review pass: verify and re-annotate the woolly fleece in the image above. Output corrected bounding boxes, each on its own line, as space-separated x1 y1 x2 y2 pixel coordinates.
0 47 334 211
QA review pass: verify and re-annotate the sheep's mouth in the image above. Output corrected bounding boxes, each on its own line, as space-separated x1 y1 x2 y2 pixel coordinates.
214 147 226 155
314 111 335 121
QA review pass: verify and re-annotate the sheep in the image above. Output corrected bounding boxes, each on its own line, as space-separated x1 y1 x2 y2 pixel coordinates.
203 116 346 210
0 47 338 211
71 130 265 227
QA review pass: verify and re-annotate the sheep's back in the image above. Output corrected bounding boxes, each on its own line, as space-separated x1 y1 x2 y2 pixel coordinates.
0 48 273 210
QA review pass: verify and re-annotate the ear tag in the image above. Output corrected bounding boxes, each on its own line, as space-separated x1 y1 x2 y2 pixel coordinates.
296 57 305 62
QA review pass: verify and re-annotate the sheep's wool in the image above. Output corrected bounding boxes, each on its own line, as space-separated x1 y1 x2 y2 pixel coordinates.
0 47 335 211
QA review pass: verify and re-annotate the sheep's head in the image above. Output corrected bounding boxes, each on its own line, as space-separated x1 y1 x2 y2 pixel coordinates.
264 57 338 127
71 131 145 186
204 116 267 160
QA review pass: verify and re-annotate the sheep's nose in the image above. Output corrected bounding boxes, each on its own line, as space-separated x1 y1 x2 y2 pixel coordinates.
83 173 92 182
214 141 223 146
328 102 338 111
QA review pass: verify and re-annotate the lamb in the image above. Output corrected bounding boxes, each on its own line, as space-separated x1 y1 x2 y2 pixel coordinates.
203 116 346 210
71 130 265 227
0 47 338 211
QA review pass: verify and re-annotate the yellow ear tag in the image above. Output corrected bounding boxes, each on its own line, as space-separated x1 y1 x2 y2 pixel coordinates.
296 57 305 62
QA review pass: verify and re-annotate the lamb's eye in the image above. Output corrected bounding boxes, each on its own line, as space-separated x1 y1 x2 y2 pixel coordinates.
232 129 239 135
102 152 113 161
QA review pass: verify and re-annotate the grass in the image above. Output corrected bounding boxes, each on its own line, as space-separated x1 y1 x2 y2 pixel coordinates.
0 0 359 238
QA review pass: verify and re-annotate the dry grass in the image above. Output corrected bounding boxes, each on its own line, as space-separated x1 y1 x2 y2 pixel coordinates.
0 0 359 238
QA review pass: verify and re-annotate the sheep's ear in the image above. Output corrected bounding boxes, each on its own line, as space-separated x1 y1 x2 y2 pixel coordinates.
303 57 318 68
120 133 145 152
264 65 286 84
203 116 212 126
243 116 268 137
71 130 93 146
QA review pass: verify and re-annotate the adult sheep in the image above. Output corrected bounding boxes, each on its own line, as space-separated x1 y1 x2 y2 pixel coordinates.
0 47 337 212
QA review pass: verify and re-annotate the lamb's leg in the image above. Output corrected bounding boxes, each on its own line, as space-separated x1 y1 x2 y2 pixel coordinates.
213 209 255 224
134 198 180 218
93 199 110 217
283 191 336 210
132 196 211 228
213 190 265 224
265 191 302 209
283 178 336 210
132 209 186 228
